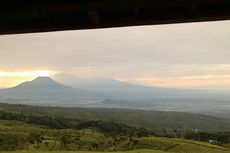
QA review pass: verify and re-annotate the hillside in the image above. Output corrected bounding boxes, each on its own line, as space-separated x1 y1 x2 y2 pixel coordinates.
0 119 229 153
0 103 230 152
1 103 230 134
0 120 230 153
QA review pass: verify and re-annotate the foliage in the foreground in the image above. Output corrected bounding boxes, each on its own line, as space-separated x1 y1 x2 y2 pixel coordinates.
0 120 230 153
0 147 230 153
0 103 230 153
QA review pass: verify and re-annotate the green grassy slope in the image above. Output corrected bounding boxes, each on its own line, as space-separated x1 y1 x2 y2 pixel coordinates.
0 149 167 153
0 119 229 153
135 137 230 153
0 147 230 153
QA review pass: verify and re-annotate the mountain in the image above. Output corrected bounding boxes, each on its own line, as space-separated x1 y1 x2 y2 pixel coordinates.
52 74 230 116
53 73 230 98
52 73 155 92
0 75 230 117
9 76 75 91
0 77 104 105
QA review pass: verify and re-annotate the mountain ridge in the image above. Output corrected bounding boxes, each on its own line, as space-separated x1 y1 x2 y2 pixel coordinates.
11 76 75 90
0 76 104 105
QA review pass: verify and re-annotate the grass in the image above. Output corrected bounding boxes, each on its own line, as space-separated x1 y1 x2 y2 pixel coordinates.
135 137 230 153
0 149 168 153
0 148 230 153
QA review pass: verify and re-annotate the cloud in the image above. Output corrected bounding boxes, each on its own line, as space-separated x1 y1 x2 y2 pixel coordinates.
0 20 230 89
120 64 230 89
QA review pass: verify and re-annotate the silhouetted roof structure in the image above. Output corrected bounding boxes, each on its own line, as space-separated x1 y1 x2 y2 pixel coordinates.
1 0 230 34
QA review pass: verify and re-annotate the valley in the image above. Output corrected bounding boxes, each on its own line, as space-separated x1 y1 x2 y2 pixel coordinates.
0 76 230 119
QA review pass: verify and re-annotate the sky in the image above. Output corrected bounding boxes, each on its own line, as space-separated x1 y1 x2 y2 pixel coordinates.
0 20 230 89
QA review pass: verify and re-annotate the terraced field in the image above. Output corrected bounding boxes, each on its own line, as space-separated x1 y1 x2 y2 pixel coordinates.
0 147 230 153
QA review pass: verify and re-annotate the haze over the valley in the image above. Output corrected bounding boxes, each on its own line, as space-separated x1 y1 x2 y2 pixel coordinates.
1 20 230 90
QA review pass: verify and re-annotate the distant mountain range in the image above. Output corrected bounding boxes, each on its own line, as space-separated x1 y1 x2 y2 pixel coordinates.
53 73 230 99
0 74 230 117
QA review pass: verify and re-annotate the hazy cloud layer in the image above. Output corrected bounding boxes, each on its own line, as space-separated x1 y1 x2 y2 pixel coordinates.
0 20 230 89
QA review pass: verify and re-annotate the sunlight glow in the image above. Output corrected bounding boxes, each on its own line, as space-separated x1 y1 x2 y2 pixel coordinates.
0 70 55 88
0 70 54 77
132 74 230 89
